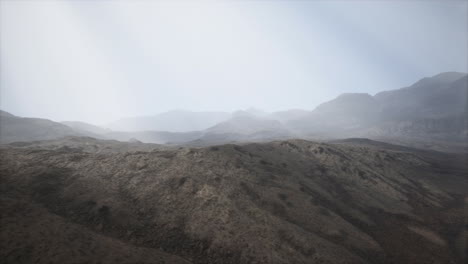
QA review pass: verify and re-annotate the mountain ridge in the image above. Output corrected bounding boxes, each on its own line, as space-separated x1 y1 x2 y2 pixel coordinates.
1 72 467 152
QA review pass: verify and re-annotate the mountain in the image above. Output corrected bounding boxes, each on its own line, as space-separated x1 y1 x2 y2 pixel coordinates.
105 130 203 145
181 114 295 146
104 110 300 145
0 111 82 144
107 110 231 132
286 72 468 151
61 121 111 136
270 109 310 123
1 137 466 263
374 72 467 121
367 73 468 151
207 115 289 135
233 108 269 118
288 93 379 135
0 110 15 117
1 72 467 263
2 72 466 151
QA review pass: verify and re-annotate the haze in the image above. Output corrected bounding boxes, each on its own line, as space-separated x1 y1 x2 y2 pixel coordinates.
1 2 468 263
1 0 467 124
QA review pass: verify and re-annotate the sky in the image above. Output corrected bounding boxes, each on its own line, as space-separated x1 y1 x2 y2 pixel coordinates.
1 0 467 125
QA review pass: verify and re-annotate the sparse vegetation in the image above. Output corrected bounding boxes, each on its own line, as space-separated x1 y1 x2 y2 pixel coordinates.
0 138 466 263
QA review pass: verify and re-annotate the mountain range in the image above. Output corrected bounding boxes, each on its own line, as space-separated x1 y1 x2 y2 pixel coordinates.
107 110 231 132
1 72 467 263
1 72 466 151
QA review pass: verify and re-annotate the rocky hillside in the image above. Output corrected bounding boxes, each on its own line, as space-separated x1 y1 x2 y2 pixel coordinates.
1 138 466 263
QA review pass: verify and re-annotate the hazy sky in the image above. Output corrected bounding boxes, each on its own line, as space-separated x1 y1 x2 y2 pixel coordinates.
1 0 467 124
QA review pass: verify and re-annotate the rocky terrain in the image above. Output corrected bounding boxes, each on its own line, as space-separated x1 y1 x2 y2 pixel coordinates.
1 137 466 263
1 72 466 263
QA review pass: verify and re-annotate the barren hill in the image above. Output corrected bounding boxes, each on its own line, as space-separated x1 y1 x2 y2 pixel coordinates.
1 138 466 264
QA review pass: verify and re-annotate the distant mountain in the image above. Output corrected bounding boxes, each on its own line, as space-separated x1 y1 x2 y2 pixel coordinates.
107 110 231 132
270 109 310 123
61 121 111 138
232 108 269 118
105 130 203 145
374 72 467 120
102 114 293 146
286 72 467 150
177 114 294 145
2 72 466 151
0 110 15 117
288 93 379 134
0 111 82 144
367 73 467 150
207 115 289 135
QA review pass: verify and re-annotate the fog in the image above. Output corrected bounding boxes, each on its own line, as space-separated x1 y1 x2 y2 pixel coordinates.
1 0 467 125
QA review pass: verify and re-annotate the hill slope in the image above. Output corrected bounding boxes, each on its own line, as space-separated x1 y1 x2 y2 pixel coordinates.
1 138 466 263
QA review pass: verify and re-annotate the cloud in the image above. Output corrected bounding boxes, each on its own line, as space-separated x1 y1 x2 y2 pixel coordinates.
1 0 466 124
